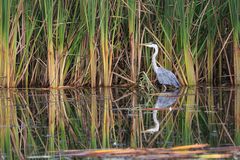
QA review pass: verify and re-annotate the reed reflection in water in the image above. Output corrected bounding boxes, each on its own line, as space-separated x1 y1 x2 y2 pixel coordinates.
0 87 239 159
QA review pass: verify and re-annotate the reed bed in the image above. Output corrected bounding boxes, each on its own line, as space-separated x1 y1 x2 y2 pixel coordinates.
0 0 239 88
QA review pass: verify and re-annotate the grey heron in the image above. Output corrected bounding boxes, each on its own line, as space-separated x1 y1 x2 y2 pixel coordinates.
141 42 180 90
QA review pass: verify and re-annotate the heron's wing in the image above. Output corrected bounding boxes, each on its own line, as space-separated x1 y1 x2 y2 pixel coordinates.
156 68 180 87
167 71 180 87
156 68 170 84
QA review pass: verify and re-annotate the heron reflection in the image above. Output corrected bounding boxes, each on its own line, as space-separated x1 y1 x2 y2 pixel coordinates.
143 90 179 133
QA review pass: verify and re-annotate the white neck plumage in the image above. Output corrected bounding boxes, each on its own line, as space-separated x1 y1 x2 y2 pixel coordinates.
152 45 160 72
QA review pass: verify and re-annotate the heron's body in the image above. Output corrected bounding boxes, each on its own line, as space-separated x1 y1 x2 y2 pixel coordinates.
144 43 180 88
155 67 180 87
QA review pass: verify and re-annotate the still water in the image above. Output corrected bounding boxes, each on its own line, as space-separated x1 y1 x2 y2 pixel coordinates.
0 87 239 159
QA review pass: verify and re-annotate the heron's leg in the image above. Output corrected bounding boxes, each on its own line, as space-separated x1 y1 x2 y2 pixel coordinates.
162 85 167 92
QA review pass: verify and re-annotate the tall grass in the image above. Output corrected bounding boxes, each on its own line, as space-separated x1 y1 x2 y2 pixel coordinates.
162 0 174 70
206 2 217 84
183 88 196 144
56 0 66 87
0 1 2 85
85 0 98 87
16 0 36 87
43 0 57 88
128 0 137 84
102 88 111 148
0 0 238 87
91 89 97 148
1 0 10 87
229 0 240 84
177 0 196 85
235 88 240 145
100 0 111 86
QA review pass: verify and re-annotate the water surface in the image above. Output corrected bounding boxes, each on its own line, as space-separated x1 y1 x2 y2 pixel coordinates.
0 87 239 159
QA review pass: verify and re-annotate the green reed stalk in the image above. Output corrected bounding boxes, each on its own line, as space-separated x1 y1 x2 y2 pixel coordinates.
2 0 21 88
63 1 83 86
1 0 10 87
102 89 110 148
1 91 12 159
206 2 217 84
22 1 28 87
130 94 138 148
16 0 37 87
16 91 38 153
9 1 16 87
110 0 122 85
58 91 67 149
84 0 97 87
177 0 196 85
229 0 240 84
184 88 196 144
207 88 217 145
48 90 57 151
164 113 174 147
235 88 240 145
128 0 137 84
43 0 57 88
0 1 2 86
206 36 214 84
91 89 97 148
163 0 174 70
100 0 110 86
9 0 25 87
56 0 66 86
9 91 24 159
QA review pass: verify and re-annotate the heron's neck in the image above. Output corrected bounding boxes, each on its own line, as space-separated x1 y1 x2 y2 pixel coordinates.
153 110 160 128
152 47 160 72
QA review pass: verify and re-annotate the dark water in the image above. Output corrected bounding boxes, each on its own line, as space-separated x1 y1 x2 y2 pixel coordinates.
0 87 239 159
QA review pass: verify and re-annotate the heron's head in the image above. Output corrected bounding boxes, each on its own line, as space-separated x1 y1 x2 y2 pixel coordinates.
140 42 158 49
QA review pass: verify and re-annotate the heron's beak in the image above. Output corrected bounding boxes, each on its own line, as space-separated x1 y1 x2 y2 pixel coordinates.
140 43 148 46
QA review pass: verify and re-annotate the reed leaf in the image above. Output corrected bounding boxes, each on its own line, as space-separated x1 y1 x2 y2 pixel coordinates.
100 0 111 86
206 2 217 84
84 0 98 87
229 0 240 84
1 0 10 87
163 0 174 70
177 0 196 85
56 0 66 86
